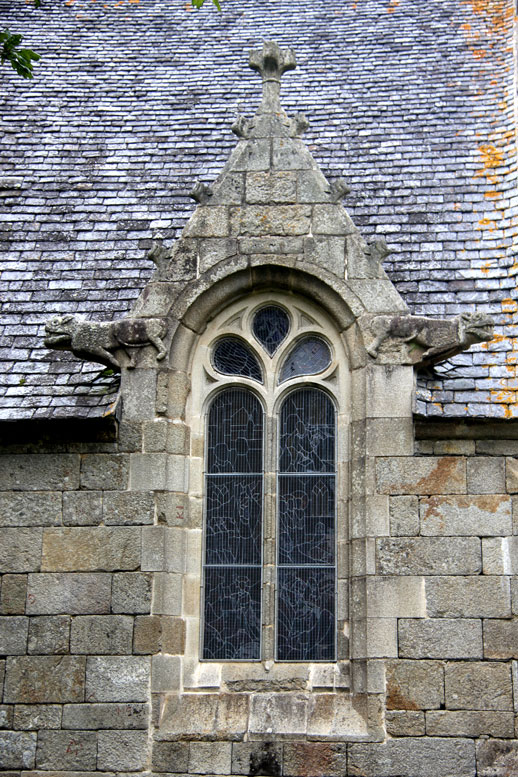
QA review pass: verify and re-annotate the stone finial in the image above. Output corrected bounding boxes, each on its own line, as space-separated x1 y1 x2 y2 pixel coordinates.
249 41 296 111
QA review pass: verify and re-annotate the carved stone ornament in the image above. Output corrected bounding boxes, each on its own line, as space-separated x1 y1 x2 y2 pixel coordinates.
44 314 168 371
366 311 494 367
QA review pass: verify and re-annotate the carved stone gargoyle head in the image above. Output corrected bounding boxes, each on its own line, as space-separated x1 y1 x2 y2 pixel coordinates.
366 310 494 367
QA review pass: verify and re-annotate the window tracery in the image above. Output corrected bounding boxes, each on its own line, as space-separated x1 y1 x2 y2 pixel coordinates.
190 293 348 665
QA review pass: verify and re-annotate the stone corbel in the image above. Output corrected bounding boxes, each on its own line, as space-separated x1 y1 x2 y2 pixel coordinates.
44 314 168 371
329 178 351 202
232 114 253 138
190 182 213 204
365 311 494 367
288 112 309 137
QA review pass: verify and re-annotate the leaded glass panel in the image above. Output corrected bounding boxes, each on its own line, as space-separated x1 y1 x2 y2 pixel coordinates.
203 388 263 660
277 567 335 661
205 475 262 565
252 305 290 356
279 336 331 383
278 388 335 473
277 387 336 661
203 566 262 660
213 337 262 382
207 389 263 474
278 474 335 565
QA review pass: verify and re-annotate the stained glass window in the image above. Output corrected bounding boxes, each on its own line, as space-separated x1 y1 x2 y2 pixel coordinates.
202 301 342 664
253 305 290 356
279 336 332 383
277 388 336 661
213 337 262 382
203 389 263 660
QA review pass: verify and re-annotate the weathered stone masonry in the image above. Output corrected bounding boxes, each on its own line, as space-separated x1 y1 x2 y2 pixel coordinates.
2 14 518 777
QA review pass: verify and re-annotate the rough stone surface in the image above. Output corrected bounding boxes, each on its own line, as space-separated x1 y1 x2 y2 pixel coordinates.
103 490 154 525
62 702 149 730
0 616 29 655
420 494 512 536
35 729 97 771
348 738 475 777
12 705 62 730
160 693 249 740
377 537 480 575
483 619 518 659
85 656 150 702
0 575 27 615
426 710 515 738
389 495 419 537
376 457 466 495
27 616 70 655
0 731 37 769
97 730 148 771
385 711 425 737
467 457 505 494
4 656 86 703
398 618 482 659
0 492 61 527
80 454 129 490
152 740 190 772
445 662 513 710
476 740 518 777
62 491 102 526
386 660 444 710
425 576 511 618
111 572 152 614
0 529 42 573
188 742 233 775
41 527 140 571
0 456 79 491
70 615 133 654
283 742 348 777
26 573 112 615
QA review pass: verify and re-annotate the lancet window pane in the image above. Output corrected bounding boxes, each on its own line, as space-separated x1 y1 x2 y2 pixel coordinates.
213 337 262 382
252 305 290 356
203 388 263 660
279 336 331 383
277 387 336 661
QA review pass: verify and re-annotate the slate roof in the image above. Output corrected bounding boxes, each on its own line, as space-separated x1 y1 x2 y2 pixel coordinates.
1 0 516 420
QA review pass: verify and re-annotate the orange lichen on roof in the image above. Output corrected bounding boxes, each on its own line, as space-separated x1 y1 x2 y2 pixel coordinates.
484 191 501 198
502 298 518 313
478 144 505 168
387 0 400 11
478 218 498 230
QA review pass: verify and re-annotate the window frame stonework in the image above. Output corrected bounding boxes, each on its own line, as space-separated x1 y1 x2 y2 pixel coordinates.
185 291 350 683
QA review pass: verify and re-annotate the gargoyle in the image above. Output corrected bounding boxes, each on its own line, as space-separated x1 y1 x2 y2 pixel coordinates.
366 311 494 367
44 314 168 371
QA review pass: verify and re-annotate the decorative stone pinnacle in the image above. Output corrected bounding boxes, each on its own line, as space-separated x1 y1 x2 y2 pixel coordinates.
249 42 296 111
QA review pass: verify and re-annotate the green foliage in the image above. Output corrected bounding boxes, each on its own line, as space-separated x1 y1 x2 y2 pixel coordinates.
1 29 40 80
192 0 222 11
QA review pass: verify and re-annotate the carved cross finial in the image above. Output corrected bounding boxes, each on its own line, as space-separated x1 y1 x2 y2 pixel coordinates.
249 42 296 111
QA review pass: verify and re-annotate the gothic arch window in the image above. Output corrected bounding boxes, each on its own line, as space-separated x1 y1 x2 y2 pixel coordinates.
189 293 349 665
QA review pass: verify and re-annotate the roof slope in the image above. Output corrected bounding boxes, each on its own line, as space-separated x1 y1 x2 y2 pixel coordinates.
0 0 516 419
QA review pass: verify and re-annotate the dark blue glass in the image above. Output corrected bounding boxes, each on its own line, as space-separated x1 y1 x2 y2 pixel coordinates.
253 306 289 356
203 388 263 660
213 337 262 382
279 336 331 383
277 388 335 661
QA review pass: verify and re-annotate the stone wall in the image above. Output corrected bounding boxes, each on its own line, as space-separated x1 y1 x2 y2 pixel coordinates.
2 419 518 776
